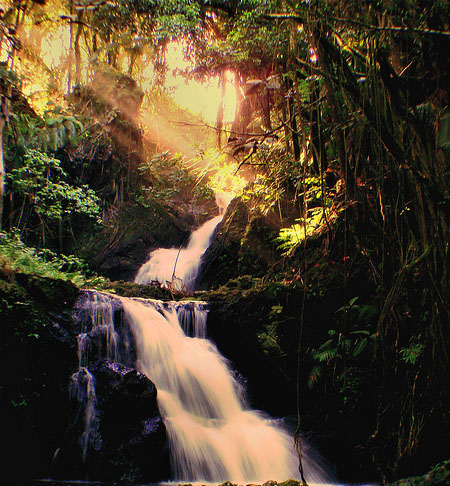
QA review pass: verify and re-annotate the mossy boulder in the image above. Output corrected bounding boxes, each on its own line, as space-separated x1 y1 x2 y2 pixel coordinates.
389 460 450 486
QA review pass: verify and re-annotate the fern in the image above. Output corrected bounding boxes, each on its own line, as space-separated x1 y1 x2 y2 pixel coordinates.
400 343 424 364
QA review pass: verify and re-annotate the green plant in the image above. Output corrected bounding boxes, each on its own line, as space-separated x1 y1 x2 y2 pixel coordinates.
6 149 101 246
138 150 203 202
8 107 84 155
0 229 86 285
400 343 424 365
308 296 378 390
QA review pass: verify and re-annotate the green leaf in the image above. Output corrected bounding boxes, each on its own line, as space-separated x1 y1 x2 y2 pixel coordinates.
400 343 424 364
308 365 322 389
353 338 368 357
438 110 450 148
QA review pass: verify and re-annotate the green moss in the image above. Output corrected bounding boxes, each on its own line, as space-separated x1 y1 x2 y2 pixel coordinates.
277 480 304 486
98 280 179 300
389 460 450 486
0 269 79 341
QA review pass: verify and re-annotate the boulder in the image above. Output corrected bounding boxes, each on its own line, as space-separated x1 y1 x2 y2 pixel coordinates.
198 198 281 289
54 360 170 483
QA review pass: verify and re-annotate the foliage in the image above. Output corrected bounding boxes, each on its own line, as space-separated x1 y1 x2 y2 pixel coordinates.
0 229 86 286
308 295 377 378
1 0 449 480
193 149 247 201
400 343 424 365
7 149 101 223
138 150 214 204
6 106 85 157
277 208 325 255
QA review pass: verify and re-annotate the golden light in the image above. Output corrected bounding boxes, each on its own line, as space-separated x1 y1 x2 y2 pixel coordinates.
164 41 237 125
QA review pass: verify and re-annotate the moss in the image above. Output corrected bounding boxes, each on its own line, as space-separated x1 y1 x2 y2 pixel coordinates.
277 481 304 486
389 460 450 486
99 280 180 301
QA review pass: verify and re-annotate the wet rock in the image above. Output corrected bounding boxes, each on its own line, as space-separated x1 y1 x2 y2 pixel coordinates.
198 198 281 289
262 481 278 486
54 360 170 483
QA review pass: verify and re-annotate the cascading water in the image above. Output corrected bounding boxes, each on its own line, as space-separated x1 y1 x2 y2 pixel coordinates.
123 298 326 483
72 291 332 484
134 214 223 292
70 292 118 461
69 205 333 484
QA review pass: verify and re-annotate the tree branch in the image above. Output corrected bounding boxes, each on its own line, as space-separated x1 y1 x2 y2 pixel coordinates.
265 12 450 37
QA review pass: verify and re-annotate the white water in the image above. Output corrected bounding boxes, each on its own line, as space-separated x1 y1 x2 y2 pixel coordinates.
72 200 334 483
122 298 330 484
71 292 118 461
70 367 98 461
134 215 223 292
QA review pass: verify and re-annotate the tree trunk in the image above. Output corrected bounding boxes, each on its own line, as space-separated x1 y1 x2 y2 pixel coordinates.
288 96 300 161
0 115 4 228
216 70 226 147
74 11 84 85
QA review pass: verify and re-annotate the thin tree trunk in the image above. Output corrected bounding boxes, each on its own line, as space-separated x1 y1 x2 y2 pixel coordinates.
67 0 74 94
289 96 300 161
216 70 226 147
74 11 84 85
281 97 291 153
0 116 5 228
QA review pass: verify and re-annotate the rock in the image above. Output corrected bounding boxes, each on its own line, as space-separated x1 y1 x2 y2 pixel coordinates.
198 198 281 289
262 481 278 486
0 273 81 484
388 460 450 486
277 481 303 486
54 360 171 483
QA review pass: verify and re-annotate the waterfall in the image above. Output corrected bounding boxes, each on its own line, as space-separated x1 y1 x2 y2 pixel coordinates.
71 289 333 484
69 208 333 484
121 297 330 484
70 292 121 461
134 215 222 292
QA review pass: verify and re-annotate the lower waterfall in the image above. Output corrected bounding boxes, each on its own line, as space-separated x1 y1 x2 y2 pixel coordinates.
123 297 330 484
71 291 332 484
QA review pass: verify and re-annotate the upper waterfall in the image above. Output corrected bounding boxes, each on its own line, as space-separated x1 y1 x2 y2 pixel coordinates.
134 214 222 292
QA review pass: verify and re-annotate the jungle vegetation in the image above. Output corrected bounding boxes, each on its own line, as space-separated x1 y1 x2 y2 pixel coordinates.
0 0 449 483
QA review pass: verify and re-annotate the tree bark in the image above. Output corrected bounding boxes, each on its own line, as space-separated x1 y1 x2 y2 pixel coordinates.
74 11 84 85
216 70 226 147
0 115 4 228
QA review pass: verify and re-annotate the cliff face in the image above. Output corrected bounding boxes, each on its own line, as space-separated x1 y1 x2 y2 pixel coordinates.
1 271 80 482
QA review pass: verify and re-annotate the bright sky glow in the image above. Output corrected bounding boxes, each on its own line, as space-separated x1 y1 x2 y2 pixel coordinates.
10 24 236 126
165 42 237 124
